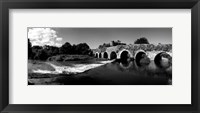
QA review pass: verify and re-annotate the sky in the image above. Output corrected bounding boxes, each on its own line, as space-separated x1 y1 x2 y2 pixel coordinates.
28 28 172 49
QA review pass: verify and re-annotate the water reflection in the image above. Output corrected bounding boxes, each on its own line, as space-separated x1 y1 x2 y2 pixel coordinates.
92 58 172 85
119 61 133 69
154 52 172 69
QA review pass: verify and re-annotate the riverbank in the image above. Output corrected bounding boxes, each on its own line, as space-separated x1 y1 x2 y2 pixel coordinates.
28 57 114 75
28 59 114 85
47 55 94 61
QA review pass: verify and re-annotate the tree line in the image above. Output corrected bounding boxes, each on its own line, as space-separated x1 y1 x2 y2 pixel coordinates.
28 39 92 61
28 37 150 60
98 37 149 49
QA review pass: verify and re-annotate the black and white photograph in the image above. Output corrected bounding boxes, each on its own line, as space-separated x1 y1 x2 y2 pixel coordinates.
28 28 172 85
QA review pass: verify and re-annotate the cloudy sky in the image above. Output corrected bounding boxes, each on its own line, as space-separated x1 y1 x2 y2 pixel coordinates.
28 28 172 49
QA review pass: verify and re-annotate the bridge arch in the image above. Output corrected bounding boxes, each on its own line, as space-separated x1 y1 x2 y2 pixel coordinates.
118 49 132 62
99 53 102 58
134 50 146 59
110 51 117 60
134 50 146 60
103 52 108 59
134 50 147 66
154 52 172 68
95 52 99 58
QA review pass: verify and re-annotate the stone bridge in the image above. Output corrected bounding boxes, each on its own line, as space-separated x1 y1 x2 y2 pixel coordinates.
92 44 172 62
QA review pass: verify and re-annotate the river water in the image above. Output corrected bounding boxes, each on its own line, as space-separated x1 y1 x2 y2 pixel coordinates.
31 58 172 85
72 59 172 85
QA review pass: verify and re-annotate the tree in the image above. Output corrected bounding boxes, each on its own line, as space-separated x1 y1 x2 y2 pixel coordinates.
59 42 91 55
117 40 121 43
110 40 125 46
134 37 150 44
44 45 59 56
31 46 43 60
28 39 32 59
75 43 91 55
98 45 103 49
59 42 72 54
34 49 48 60
111 41 115 46
28 41 93 60
88 51 94 57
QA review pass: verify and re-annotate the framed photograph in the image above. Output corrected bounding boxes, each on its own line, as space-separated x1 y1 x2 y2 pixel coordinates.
27 27 172 85
0 0 199 113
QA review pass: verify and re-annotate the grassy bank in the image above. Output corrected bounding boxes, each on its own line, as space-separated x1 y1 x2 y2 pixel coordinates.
28 60 55 73
48 54 94 61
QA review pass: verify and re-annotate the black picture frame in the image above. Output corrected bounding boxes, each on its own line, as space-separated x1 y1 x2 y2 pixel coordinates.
0 0 199 113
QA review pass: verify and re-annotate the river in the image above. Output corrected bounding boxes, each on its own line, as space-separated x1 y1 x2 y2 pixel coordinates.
71 59 172 85
31 58 172 85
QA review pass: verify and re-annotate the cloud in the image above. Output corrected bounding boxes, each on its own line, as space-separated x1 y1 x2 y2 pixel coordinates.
56 37 62 41
28 28 63 47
